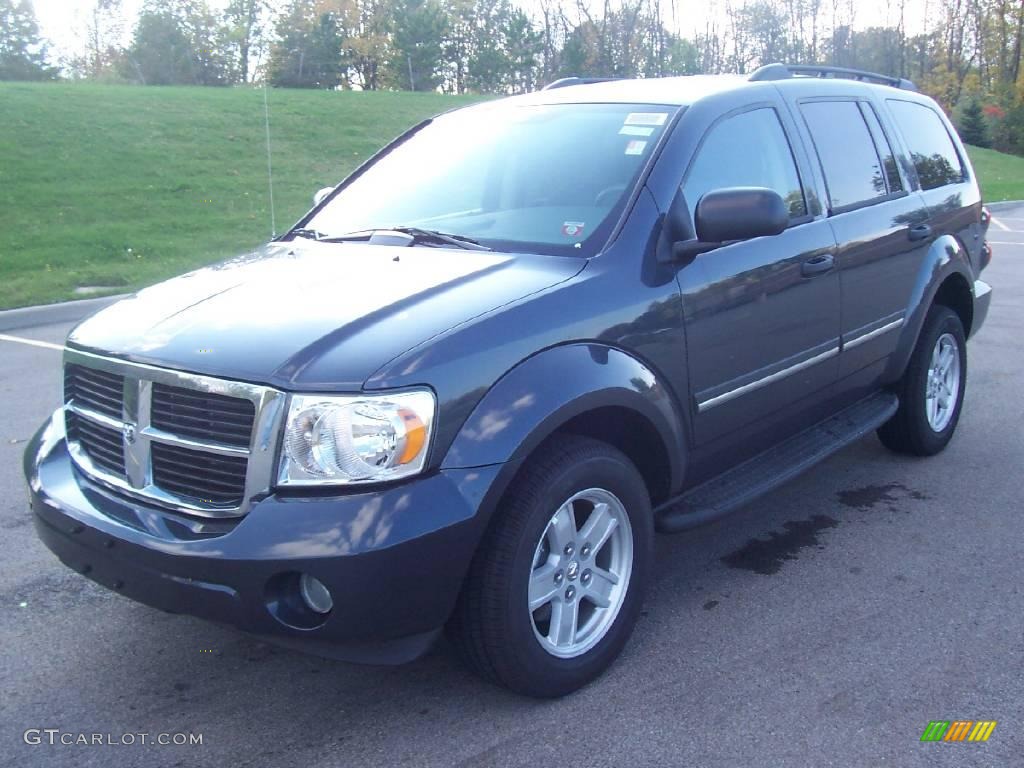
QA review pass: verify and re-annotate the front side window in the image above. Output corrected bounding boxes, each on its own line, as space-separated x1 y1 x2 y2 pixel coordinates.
800 100 887 211
684 107 807 220
887 100 965 190
303 102 675 257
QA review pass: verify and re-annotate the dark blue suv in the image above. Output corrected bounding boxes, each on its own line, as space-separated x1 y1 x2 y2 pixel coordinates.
25 64 992 697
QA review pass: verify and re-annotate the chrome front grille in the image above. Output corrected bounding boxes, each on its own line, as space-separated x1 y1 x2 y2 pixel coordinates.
151 442 249 504
151 382 256 448
66 411 126 475
64 364 124 420
62 349 286 518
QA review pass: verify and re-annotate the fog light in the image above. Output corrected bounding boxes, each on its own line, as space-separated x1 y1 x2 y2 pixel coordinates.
299 574 333 614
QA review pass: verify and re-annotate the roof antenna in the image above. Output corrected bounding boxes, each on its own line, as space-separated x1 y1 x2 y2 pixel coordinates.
262 80 277 238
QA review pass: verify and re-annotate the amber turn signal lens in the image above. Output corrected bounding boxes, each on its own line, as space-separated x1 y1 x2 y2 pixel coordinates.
398 408 426 465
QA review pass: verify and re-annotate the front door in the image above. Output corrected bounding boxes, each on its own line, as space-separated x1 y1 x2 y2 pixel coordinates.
676 105 841 447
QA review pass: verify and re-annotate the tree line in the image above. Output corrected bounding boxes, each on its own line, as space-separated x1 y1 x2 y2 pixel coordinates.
2 0 1023 152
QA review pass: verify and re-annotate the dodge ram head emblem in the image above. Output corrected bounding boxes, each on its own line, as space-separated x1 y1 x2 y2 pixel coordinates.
122 423 137 445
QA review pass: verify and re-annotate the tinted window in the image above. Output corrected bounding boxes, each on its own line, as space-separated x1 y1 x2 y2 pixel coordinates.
887 100 965 190
801 100 886 210
861 103 903 193
684 108 807 219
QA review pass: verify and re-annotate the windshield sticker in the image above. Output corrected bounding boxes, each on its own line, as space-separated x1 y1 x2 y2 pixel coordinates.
561 221 586 237
624 112 668 127
624 139 647 155
619 125 655 137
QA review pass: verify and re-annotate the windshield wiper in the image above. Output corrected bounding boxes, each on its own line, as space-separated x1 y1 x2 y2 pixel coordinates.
290 226 491 251
387 227 492 251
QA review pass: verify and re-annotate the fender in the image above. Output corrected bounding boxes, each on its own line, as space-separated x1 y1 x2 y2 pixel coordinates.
441 343 686 492
883 233 974 384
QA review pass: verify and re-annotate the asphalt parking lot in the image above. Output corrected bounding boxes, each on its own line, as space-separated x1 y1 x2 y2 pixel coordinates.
2 206 1022 767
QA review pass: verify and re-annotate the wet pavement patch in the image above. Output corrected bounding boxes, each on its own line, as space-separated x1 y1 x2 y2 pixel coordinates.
837 483 928 511
702 600 719 610
721 515 839 575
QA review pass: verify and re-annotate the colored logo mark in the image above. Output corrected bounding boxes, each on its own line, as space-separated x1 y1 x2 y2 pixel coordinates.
920 720 997 742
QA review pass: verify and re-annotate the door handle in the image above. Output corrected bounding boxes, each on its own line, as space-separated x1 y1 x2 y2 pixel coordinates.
908 223 933 242
801 253 835 277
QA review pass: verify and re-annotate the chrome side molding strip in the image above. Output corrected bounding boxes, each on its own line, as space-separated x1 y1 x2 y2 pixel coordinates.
843 317 904 351
697 346 840 413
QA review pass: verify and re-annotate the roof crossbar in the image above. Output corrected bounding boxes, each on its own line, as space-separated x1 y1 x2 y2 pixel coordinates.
542 77 620 91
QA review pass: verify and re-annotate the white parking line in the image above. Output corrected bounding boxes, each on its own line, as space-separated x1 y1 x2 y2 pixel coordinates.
0 333 64 351
990 217 1012 232
988 240 1024 246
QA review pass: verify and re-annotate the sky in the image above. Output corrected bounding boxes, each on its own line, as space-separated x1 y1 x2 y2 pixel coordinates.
32 0 934 62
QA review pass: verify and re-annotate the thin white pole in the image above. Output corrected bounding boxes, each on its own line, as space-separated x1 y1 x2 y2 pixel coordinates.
263 81 277 238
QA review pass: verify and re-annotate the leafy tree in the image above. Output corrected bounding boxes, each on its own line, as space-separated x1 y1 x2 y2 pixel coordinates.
123 5 194 84
225 0 265 83
75 0 125 80
958 99 990 146
0 0 57 81
180 0 235 85
123 0 233 85
268 0 343 89
466 0 541 93
388 0 447 91
502 6 543 92
340 0 391 90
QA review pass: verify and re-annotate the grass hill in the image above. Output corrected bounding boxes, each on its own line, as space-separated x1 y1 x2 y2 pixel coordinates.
0 83 483 308
965 144 1024 203
0 82 1020 309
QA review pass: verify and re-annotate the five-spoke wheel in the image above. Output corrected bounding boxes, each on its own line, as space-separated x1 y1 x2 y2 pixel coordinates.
448 435 652 698
528 489 633 658
879 305 967 455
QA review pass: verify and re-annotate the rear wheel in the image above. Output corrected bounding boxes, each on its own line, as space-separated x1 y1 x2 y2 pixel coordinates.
878 305 967 455
447 434 652 698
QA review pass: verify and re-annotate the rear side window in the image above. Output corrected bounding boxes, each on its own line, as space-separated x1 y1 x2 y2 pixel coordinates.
800 100 887 211
684 108 807 219
887 100 965 190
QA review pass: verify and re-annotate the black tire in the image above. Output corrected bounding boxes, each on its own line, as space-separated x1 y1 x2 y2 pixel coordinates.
447 434 653 698
877 305 967 456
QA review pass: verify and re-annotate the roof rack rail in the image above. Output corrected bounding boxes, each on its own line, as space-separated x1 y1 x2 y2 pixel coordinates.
542 76 620 91
749 63 917 91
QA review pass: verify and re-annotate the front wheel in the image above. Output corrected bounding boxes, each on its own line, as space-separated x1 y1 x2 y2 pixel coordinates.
878 305 967 455
447 434 652 698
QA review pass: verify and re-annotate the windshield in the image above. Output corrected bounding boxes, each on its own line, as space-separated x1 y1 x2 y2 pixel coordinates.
300 102 676 257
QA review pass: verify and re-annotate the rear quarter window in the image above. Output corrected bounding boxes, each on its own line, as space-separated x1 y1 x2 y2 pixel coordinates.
886 100 966 190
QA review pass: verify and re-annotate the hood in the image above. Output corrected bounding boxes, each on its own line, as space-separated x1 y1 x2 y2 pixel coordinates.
68 241 585 389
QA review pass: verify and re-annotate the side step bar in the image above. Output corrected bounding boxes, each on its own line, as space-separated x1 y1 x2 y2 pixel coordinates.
655 392 899 533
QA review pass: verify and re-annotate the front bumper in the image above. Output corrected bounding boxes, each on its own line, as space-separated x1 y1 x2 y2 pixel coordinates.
24 410 502 664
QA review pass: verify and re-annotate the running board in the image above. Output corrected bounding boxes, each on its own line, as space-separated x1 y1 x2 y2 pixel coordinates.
655 392 899 533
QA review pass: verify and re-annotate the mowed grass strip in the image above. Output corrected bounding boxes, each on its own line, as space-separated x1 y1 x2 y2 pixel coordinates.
966 145 1024 204
0 83 484 309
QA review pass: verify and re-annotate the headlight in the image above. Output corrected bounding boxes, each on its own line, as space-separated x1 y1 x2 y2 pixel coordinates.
278 390 435 486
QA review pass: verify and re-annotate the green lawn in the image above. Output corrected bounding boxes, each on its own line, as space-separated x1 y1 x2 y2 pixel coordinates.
0 83 484 309
1 84 1021 310
966 145 1024 203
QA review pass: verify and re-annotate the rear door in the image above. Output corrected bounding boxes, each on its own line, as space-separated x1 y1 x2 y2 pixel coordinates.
677 104 841 446
884 98 983 270
792 96 931 380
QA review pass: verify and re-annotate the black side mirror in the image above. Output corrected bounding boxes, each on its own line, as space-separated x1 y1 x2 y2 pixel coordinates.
694 187 788 243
